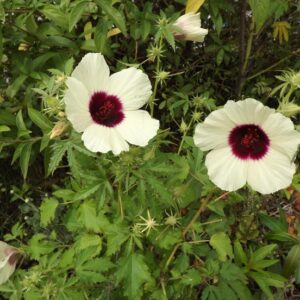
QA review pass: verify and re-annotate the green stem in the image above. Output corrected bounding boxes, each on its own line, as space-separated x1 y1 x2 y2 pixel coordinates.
247 49 300 80
149 37 163 117
118 183 124 220
177 119 193 155
237 19 255 97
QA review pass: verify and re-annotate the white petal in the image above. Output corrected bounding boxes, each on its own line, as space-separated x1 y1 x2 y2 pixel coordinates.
193 109 235 151
116 110 159 146
224 98 275 125
205 147 248 192
82 124 129 155
185 28 208 42
107 68 152 110
262 112 300 160
71 53 110 94
247 148 296 194
0 242 17 285
64 77 93 132
0 263 16 285
175 13 201 29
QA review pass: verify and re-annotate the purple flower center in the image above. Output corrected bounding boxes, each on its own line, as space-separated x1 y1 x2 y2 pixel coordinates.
229 124 270 160
89 92 124 127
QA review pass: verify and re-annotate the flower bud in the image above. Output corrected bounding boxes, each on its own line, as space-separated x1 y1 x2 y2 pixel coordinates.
18 42 29 51
50 121 68 139
173 13 208 42
278 102 300 117
180 120 188 133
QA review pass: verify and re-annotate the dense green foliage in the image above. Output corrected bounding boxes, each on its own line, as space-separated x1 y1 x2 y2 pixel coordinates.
0 0 300 299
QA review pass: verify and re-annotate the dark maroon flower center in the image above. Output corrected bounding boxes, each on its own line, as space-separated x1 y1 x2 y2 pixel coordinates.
89 92 124 127
229 124 270 160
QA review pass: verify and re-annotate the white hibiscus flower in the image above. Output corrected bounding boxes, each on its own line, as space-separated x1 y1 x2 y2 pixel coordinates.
173 12 208 42
193 98 300 194
64 53 160 155
0 241 20 285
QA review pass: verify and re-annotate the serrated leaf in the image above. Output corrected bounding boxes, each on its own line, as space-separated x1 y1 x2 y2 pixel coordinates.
28 108 52 133
210 232 233 262
186 0 205 13
40 198 59 226
78 200 101 232
48 142 69 175
95 0 127 36
75 233 102 251
116 253 152 299
27 234 55 259
73 183 102 202
251 244 277 262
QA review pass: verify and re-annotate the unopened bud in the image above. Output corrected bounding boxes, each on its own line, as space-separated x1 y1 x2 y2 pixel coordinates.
18 42 29 51
180 120 188 133
57 111 65 118
50 121 68 139
192 111 202 121
278 102 300 117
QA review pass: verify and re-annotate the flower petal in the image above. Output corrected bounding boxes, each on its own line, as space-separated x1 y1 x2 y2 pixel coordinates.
65 77 93 132
205 147 248 191
108 68 152 110
185 28 208 42
82 124 129 155
247 148 296 194
224 98 275 125
0 263 16 285
262 112 300 160
116 110 159 146
71 53 110 94
0 242 18 285
193 109 235 151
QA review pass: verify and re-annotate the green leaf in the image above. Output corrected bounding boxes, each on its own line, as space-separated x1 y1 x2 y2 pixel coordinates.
234 240 248 265
69 1 87 32
28 107 52 132
27 234 55 259
40 5 69 29
248 0 271 32
210 232 233 262
228 280 252 300
6 75 27 98
259 213 288 232
20 143 32 179
94 22 109 54
283 244 300 276
75 233 102 251
216 48 224 65
0 125 10 132
95 0 127 36
48 142 70 175
78 200 101 232
250 244 277 262
73 183 102 202
116 253 152 299
40 197 59 226
16 111 30 138
0 3 5 23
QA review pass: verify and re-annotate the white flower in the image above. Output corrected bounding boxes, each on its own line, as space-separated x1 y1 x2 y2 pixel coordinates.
0 241 20 285
193 98 300 194
64 53 160 155
173 13 208 42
